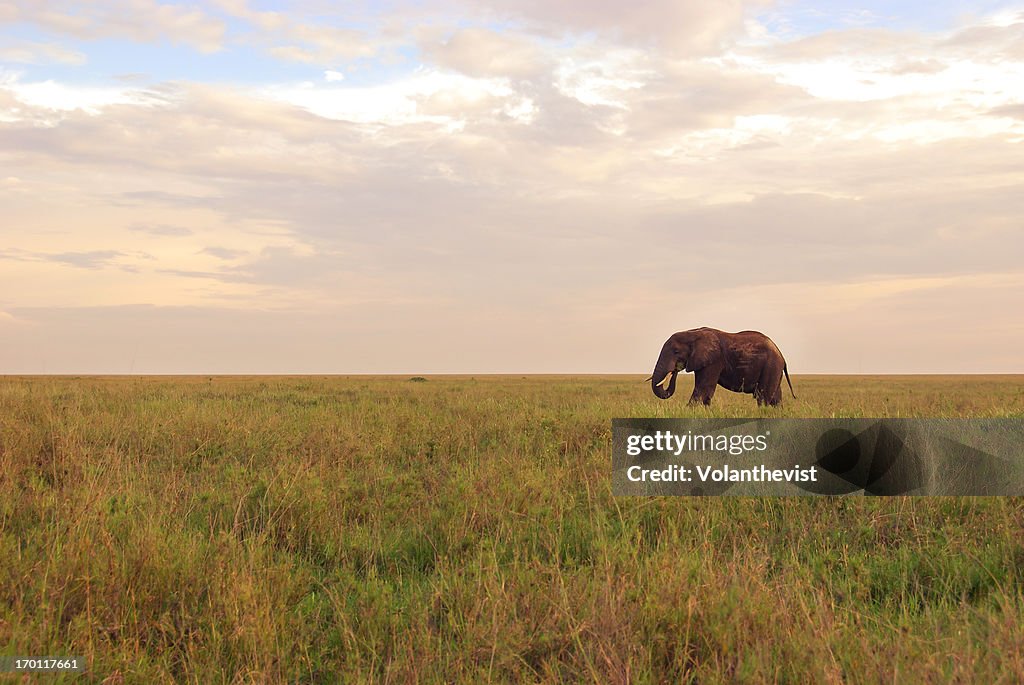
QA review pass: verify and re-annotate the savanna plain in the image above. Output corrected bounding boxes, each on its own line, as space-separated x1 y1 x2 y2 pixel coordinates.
2 374 1024 683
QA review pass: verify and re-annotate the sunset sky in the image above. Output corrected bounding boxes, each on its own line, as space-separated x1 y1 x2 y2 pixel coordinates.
2 1 1023 373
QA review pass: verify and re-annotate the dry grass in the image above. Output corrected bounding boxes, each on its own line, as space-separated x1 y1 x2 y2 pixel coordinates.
1 374 1023 682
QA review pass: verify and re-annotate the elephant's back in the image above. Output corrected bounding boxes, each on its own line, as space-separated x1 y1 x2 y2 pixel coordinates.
733 330 772 344
732 330 785 360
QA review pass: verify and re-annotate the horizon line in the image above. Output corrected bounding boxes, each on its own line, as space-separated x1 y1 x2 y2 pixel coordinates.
2 372 1023 377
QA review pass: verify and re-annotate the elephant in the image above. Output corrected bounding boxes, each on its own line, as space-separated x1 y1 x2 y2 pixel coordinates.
649 328 795 406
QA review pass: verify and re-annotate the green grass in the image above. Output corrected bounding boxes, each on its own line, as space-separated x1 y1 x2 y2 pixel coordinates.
1 375 1023 683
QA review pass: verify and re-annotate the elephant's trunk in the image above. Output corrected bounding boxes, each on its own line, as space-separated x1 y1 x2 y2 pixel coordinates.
651 346 678 400
652 372 677 399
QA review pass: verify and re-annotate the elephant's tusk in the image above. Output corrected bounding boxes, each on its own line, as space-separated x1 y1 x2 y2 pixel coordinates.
643 376 652 382
656 373 673 388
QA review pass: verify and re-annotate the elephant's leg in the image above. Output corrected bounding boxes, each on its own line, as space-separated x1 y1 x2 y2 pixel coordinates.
757 365 783 406
689 367 722 406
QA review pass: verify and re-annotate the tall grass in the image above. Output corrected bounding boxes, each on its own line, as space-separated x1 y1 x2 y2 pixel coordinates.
1 375 1022 682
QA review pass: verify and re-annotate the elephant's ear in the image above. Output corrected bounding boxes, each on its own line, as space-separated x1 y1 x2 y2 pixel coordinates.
684 329 719 372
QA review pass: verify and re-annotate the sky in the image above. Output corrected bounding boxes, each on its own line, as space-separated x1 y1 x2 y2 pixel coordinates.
1 0 1023 374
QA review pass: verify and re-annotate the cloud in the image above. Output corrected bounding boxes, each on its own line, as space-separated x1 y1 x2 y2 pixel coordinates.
212 0 383 64
755 27 918 61
1 72 168 115
989 103 1024 119
465 0 764 56
0 39 87 65
261 70 534 128
170 247 351 288
0 248 147 270
5 0 227 53
422 27 548 79
46 250 127 269
280 23 380 62
939 11 1024 56
200 246 247 260
210 0 286 31
886 58 947 75
1 4 1023 371
129 223 194 236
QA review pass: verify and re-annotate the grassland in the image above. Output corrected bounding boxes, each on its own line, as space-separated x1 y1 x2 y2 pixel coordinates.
1 374 1023 683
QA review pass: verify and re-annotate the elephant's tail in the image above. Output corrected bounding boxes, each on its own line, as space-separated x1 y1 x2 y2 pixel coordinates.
784 363 796 399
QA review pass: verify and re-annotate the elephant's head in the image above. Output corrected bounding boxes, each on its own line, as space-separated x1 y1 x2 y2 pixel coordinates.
650 328 721 399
